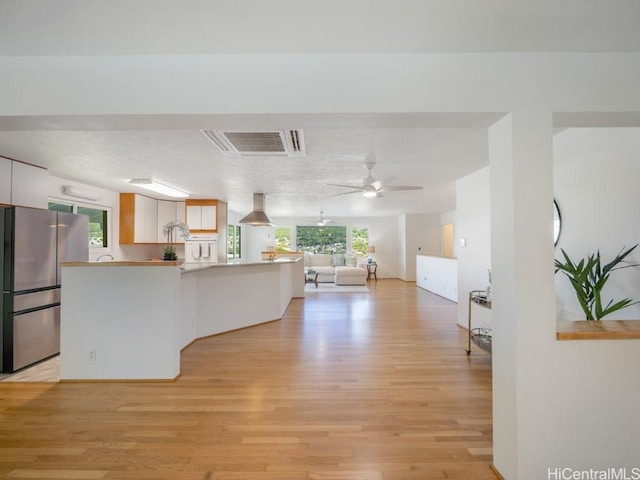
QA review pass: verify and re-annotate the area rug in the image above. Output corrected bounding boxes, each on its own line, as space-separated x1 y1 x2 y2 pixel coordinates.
305 283 369 293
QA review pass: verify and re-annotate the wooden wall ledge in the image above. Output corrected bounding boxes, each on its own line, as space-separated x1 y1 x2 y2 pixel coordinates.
557 320 640 340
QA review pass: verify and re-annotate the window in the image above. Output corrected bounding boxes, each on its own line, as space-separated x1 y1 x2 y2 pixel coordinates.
48 201 109 248
227 224 242 260
296 226 346 254
351 226 369 255
274 226 291 252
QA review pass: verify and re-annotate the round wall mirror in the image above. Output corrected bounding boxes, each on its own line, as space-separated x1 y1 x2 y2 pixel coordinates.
553 200 562 246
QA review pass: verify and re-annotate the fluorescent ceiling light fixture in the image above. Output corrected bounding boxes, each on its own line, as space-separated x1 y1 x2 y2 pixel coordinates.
129 179 189 198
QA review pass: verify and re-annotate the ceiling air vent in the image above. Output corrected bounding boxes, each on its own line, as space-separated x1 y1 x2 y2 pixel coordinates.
201 130 306 157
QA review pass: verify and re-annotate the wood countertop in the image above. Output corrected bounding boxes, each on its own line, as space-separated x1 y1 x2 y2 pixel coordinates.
181 257 301 273
61 258 301 271
61 260 183 267
556 320 640 340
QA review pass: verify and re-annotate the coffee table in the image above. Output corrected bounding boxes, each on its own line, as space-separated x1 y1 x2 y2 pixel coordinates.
305 269 318 288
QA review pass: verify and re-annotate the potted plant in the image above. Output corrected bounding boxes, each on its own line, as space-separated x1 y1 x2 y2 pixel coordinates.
555 244 639 320
162 244 177 261
161 221 190 261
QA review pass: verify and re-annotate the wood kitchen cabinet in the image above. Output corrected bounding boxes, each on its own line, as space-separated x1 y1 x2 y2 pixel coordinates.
185 199 218 232
119 193 159 244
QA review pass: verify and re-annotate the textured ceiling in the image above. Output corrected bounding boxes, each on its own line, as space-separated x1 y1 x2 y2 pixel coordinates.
0 121 491 217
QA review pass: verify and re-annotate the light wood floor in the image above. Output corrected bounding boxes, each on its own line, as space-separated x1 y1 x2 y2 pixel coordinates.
0 279 494 480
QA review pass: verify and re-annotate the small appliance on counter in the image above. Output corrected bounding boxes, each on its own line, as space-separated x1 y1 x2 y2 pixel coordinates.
184 233 218 265
1 206 89 373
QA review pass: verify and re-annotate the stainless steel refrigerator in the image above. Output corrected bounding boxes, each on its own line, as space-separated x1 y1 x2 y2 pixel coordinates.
1 206 88 373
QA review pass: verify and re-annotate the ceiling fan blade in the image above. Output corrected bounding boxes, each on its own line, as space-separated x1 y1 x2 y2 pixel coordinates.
330 190 362 197
377 185 423 192
327 183 364 191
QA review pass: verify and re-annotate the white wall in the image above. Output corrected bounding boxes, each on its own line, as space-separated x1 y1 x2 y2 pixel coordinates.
244 224 274 262
397 215 407 280
399 213 440 282
440 210 457 258
416 255 457 302
455 167 491 328
554 128 640 320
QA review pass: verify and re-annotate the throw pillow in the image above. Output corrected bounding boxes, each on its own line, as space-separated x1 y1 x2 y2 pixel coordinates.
332 254 345 266
344 254 357 267
313 254 333 266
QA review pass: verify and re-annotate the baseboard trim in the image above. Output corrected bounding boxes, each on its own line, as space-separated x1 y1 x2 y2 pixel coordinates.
60 373 181 383
490 464 506 480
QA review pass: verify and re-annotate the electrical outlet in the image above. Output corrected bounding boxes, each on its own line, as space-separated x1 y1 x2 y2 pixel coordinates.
89 349 97 361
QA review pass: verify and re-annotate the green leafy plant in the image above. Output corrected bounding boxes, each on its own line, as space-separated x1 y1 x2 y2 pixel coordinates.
555 244 639 320
162 244 177 260
161 221 189 260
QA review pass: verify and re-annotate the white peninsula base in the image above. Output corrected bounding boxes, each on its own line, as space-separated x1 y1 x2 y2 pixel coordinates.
59 258 303 381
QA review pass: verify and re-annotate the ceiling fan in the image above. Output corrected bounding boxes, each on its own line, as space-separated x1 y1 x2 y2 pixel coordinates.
317 211 336 226
328 160 423 198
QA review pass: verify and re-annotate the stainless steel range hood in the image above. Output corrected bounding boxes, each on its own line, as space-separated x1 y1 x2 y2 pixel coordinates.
239 193 274 226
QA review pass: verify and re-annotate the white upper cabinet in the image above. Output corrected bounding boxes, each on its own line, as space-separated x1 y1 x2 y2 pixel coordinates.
143 195 158 243
0 157 11 204
120 193 159 244
200 206 216 230
186 203 217 232
133 194 158 243
157 200 186 243
176 201 186 223
121 194 186 245
10 161 49 209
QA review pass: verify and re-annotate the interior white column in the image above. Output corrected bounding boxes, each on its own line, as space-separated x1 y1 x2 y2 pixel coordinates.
490 112 555 479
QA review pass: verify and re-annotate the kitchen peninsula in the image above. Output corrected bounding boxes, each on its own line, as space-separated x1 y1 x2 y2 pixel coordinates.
59 258 304 380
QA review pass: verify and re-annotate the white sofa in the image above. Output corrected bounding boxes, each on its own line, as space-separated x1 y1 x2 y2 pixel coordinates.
304 253 368 285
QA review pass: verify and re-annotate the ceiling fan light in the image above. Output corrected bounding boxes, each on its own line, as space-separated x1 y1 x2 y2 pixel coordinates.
362 190 377 198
